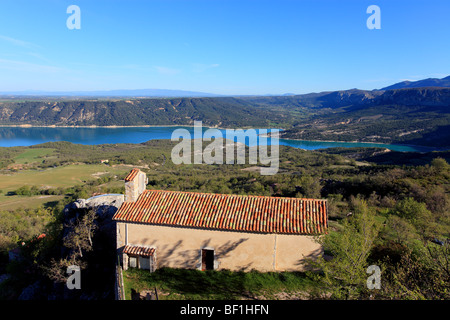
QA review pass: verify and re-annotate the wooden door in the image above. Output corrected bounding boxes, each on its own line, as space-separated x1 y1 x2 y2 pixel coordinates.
201 249 214 271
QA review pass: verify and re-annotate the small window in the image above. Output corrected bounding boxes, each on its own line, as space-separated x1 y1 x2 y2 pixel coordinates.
129 256 137 268
201 249 214 271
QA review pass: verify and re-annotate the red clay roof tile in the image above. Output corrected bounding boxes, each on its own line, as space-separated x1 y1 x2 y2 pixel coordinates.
125 168 140 182
113 190 327 235
123 244 155 257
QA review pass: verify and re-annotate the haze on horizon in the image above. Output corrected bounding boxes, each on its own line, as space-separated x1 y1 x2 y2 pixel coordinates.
0 0 449 96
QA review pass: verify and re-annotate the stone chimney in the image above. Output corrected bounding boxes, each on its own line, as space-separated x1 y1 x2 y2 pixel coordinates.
124 168 148 202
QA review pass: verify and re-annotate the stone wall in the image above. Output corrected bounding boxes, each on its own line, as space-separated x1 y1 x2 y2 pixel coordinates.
125 171 148 202
117 222 322 272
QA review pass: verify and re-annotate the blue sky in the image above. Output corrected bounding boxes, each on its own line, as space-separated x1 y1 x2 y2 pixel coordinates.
0 0 449 95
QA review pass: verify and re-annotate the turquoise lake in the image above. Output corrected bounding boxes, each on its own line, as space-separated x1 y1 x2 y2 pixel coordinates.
0 126 437 152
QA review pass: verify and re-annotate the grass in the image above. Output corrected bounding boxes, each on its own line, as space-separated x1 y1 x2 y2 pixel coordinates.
13 148 56 164
122 267 316 300
0 163 131 209
0 194 65 210
0 164 129 191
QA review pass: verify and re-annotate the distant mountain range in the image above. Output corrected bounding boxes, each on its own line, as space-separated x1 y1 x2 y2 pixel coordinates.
380 75 450 90
0 75 449 98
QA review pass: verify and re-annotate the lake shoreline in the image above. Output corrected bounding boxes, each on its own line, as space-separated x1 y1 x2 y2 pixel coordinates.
279 138 441 151
0 124 444 152
0 124 185 128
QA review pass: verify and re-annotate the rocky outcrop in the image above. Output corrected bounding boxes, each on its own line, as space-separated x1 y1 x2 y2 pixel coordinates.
65 194 124 212
63 194 124 248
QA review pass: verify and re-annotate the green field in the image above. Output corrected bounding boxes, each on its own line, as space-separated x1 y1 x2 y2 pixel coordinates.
0 163 132 209
13 148 56 164
0 164 129 190
0 194 65 211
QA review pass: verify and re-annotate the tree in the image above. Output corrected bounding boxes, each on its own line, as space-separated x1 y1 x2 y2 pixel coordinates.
383 215 418 245
304 198 380 299
63 209 97 259
431 157 449 174
298 175 322 199
43 258 79 284
392 198 436 241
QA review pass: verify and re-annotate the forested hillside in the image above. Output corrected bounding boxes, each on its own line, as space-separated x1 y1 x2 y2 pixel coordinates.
279 88 450 148
0 97 292 128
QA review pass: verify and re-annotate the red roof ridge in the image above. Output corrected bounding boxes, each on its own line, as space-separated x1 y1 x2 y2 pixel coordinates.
140 189 326 201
